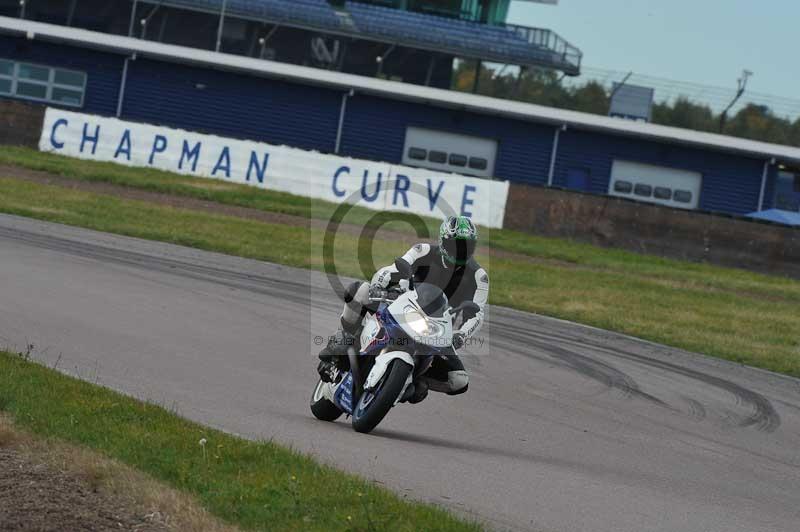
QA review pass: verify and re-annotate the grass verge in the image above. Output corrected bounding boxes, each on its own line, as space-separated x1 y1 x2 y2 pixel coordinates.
0 145 438 234
0 147 799 377
0 350 481 532
0 413 236 531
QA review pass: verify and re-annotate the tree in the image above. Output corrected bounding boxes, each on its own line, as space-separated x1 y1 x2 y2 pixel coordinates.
450 63 799 148
791 118 800 146
569 81 609 114
651 98 716 132
724 104 793 145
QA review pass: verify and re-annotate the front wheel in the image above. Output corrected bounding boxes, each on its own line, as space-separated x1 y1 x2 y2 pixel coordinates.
310 379 343 422
351 360 412 434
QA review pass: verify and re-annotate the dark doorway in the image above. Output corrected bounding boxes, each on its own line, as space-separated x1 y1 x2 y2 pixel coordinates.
566 168 591 192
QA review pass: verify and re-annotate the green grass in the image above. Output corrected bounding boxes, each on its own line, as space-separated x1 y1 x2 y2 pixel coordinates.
0 147 799 377
0 145 441 235
0 350 481 532
5 146 798 299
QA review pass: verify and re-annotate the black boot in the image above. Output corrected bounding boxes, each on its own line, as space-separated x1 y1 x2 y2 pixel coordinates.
318 319 360 360
317 319 360 381
399 378 429 404
317 359 337 383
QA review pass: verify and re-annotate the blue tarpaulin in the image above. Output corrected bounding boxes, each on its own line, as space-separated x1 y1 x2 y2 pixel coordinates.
747 209 800 226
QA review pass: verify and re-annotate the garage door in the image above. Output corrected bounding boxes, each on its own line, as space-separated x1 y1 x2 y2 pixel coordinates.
402 127 497 178
609 160 701 210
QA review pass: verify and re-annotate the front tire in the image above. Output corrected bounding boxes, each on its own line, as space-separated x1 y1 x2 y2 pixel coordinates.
352 360 412 434
310 379 343 422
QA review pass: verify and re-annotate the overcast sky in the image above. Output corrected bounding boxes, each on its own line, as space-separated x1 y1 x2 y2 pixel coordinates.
508 0 797 98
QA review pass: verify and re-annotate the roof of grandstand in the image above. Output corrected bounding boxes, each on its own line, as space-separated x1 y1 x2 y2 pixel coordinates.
137 0 582 74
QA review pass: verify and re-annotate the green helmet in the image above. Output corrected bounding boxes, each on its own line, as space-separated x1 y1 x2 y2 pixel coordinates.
439 216 478 266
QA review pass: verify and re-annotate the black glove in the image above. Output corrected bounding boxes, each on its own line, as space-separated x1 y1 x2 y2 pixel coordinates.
452 331 466 350
369 283 386 299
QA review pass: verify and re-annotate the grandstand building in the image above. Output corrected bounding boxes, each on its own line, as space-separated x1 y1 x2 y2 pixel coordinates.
0 0 581 89
0 4 799 223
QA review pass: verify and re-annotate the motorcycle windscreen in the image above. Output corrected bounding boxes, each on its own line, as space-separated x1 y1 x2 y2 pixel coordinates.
415 283 448 318
442 238 476 265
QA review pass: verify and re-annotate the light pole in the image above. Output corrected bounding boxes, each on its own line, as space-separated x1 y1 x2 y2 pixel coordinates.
258 37 266 59
128 0 139 37
19 0 26 19
719 69 753 132
139 5 160 40
215 0 228 52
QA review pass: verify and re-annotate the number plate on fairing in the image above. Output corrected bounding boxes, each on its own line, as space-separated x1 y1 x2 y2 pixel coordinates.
360 316 380 350
333 372 354 414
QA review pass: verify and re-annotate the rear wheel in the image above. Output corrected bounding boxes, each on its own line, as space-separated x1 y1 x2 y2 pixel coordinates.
352 360 412 434
310 379 343 422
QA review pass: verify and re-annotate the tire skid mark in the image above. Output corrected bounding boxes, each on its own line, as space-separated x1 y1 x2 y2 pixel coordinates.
0 226 308 303
493 312 780 432
682 397 707 421
2 225 779 432
491 322 669 407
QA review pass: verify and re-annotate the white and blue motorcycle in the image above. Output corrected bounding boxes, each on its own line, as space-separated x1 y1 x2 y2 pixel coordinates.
311 266 478 434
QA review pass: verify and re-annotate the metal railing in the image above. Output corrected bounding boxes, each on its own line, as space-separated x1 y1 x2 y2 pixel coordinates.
504 24 583 74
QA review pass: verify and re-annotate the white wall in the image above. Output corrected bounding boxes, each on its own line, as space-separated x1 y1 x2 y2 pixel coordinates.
39 108 510 228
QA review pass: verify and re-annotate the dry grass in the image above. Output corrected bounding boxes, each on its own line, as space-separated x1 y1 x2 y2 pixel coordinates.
179 180 242 192
0 414 238 532
0 419 19 448
27 205 69 216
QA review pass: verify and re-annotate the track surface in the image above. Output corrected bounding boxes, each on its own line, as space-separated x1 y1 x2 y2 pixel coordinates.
1 214 799 532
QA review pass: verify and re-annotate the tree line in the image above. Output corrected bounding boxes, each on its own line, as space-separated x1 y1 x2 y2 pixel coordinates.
453 62 800 147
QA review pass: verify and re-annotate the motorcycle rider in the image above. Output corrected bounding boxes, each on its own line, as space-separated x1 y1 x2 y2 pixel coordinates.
318 215 488 402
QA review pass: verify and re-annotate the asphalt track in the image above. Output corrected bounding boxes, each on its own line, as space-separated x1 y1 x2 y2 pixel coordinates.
1 213 799 532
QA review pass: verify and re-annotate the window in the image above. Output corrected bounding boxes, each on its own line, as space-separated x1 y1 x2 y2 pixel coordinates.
52 87 83 106
634 184 652 197
613 180 632 193
428 151 447 164
469 157 488 171
449 153 467 167
673 190 693 203
0 58 86 107
408 147 427 161
18 63 49 82
654 186 672 200
54 69 86 86
16 82 48 99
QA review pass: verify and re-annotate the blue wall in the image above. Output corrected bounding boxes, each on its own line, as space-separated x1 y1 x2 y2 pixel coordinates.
0 34 776 217
554 129 766 214
0 35 122 116
340 94 555 184
122 59 342 152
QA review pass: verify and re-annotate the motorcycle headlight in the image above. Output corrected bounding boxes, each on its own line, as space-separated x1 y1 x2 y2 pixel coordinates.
404 308 429 335
404 306 444 337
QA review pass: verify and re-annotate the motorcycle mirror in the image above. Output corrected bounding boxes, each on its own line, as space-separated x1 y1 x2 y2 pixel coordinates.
451 301 480 319
394 258 412 280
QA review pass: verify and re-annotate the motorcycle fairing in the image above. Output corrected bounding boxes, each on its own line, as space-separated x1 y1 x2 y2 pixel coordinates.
329 286 455 416
333 372 355 414
364 350 415 391
386 291 454 348
359 312 391 355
